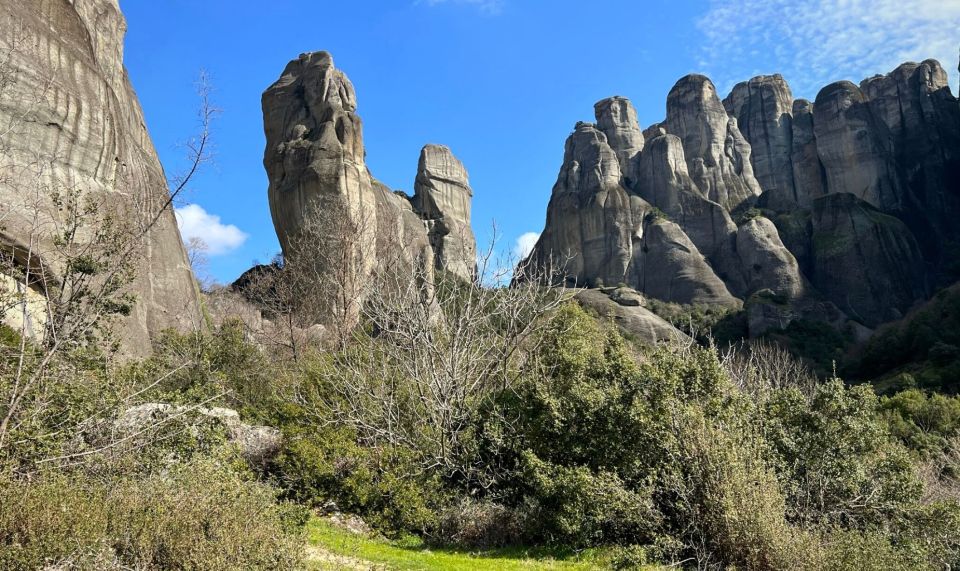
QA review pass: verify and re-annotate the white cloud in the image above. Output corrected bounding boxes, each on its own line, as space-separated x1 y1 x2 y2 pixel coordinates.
696 0 960 99
175 204 248 256
418 0 504 15
514 231 540 259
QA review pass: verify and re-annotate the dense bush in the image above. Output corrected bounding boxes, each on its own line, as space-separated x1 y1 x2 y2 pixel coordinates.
0 322 307 570
0 456 303 570
855 284 960 392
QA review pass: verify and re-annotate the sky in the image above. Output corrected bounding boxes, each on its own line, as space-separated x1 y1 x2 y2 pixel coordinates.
120 0 960 284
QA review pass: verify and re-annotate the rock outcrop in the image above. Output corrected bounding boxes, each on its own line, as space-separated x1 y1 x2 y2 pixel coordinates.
413 144 476 281
575 288 687 344
810 193 927 326
594 97 644 187
0 0 203 352
261 52 477 331
723 75 799 208
663 75 762 211
527 57 960 336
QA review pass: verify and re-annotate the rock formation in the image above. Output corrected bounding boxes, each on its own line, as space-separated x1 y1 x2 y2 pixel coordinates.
261 52 478 332
527 57 960 336
0 0 202 352
413 144 476 281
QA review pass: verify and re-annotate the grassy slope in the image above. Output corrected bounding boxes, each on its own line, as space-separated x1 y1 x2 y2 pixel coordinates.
304 518 660 570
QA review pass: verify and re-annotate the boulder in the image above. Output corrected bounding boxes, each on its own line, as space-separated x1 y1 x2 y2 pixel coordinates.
575 288 687 344
735 216 806 299
630 218 741 308
115 404 282 467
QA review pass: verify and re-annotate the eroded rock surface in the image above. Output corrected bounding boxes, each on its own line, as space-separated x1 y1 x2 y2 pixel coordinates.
413 144 476 280
260 52 477 332
527 57 960 335
0 0 203 352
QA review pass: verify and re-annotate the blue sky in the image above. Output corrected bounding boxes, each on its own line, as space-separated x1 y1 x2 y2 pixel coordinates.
120 0 960 284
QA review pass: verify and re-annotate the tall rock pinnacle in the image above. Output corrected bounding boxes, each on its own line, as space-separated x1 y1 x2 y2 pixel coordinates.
413 144 477 281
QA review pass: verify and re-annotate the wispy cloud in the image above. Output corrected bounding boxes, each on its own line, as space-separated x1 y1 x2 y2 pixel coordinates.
175 204 248 256
418 0 504 15
513 231 540 259
696 0 960 99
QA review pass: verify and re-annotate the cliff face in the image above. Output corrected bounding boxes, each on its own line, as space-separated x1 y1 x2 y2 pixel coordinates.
0 0 202 351
529 58 960 332
262 52 477 325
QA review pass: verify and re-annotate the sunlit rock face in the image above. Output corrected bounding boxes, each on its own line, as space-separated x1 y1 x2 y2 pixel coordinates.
261 51 480 334
413 144 476 281
0 0 202 351
527 58 960 335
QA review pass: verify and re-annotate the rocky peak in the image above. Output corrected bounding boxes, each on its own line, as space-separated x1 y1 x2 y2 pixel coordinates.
528 56 960 339
556 122 624 196
723 74 798 207
413 144 476 280
263 51 373 258
594 96 644 186
664 74 762 211
812 80 904 212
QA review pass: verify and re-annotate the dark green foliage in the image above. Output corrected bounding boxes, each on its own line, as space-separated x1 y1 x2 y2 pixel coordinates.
855 284 960 393
645 299 748 345
880 389 960 455
764 381 921 527
273 425 443 537
766 319 851 374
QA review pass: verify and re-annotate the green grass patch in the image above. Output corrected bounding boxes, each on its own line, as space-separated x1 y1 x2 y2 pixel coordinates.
304 517 658 570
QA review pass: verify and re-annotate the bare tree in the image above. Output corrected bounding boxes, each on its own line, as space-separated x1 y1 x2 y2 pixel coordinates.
719 339 818 401
0 61 217 462
299 234 568 484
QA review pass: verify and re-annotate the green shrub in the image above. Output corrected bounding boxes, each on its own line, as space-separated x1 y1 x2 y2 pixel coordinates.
0 457 303 571
273 426 443 537
881 389 960 455
765 381 922 528
516 452 658 547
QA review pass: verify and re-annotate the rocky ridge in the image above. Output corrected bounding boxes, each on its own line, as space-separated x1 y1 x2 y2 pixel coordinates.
528 59 960 335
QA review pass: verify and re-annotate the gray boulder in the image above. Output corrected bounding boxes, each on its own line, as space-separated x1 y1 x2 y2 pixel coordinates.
630 219 741 308
735 217 806 299
575 288 687 345
115 404 283 466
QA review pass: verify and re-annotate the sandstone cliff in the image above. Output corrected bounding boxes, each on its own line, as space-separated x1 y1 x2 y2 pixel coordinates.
0 0 202 351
